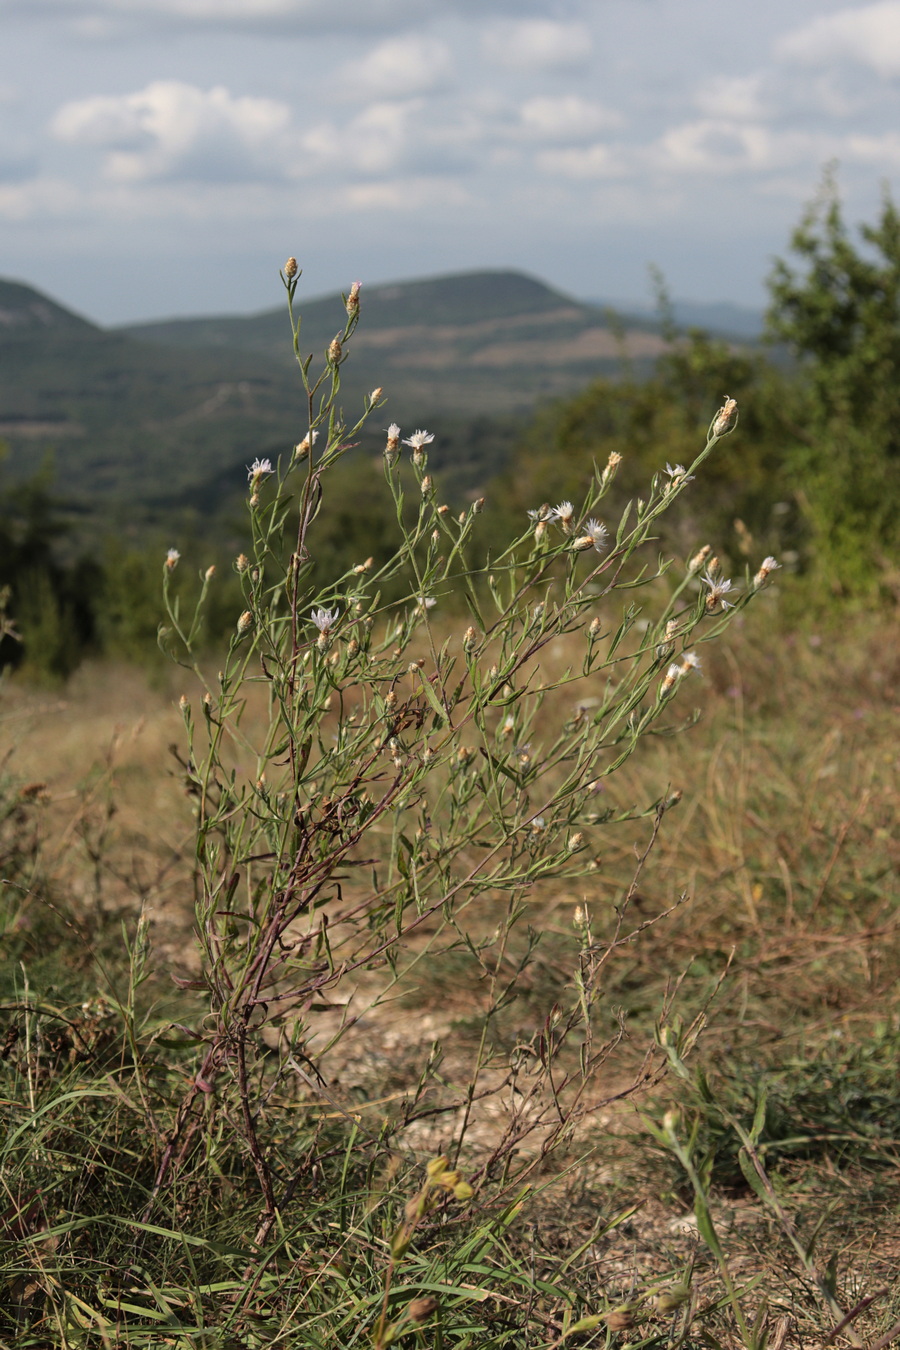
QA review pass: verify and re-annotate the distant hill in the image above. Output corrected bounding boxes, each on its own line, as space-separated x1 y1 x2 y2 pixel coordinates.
118 269 669 419
0 268 751 535
0 279 99 342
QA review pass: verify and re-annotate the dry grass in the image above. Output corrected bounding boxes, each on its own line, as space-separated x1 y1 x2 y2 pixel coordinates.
2 601 898 1347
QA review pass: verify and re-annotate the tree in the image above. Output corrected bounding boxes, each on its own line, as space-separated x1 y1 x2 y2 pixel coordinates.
767 173 900 595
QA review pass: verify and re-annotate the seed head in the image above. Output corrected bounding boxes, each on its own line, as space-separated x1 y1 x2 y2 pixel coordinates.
345 280 361 315
235 553 249 573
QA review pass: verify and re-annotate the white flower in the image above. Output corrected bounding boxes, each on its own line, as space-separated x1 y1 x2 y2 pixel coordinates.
247 457 274 483
527 505 551 523
550 500 576 533
701 570 734 611
165 548 180 569
311 606 340 633
584 518 608 551
402 429 434 451
416 595 437 611
681 650 701 671
664 463 694 487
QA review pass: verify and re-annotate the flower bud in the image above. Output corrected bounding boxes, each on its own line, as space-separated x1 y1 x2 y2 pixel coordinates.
604 1309 635 1331
284 256 298 279
408 1296 438 1323
328 336 342 363
345 280 361 315
753 555 780 588
712 396 738 438
652 1284 691 1313
237 611 253 635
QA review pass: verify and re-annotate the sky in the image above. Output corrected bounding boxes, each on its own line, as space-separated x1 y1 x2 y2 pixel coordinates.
2 0 900 325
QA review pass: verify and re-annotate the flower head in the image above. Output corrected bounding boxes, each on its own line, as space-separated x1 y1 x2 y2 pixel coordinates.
311 606 340 634
403 429 434 452
247 457 274 484
664 463 694 487
527 505 551 523
416 595 437 611
701 569 735 611
584 518 608 551
550 500 576 534
165 548 180 569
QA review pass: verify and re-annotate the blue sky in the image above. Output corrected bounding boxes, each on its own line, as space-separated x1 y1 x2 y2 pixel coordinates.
3 0 900 323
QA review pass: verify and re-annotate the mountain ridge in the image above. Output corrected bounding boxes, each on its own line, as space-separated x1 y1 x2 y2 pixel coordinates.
0 268 757 535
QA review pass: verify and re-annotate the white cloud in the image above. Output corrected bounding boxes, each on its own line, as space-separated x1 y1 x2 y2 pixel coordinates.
518 95 622 143
50 81 291 181
694 75 768 121
535 143 624 179
776 2 900 78
4 0 541 33
0 175 81 222
657 120 776 173
481 19 592 73
301 100 418 176
341 35 454 101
